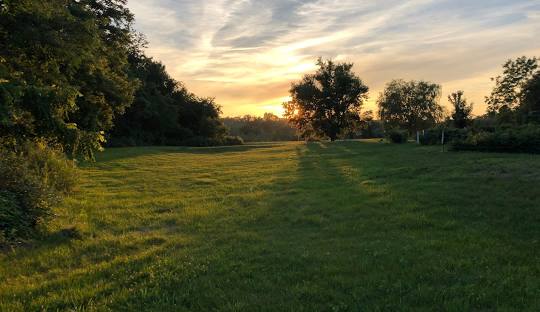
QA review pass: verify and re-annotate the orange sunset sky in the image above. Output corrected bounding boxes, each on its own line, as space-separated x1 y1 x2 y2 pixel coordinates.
127 0 540 117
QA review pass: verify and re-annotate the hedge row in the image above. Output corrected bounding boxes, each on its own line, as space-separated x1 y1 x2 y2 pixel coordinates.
451 125 540 154
419 128 469 145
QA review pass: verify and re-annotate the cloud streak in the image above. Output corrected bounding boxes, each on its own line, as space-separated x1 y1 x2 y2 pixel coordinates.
128 0 540 116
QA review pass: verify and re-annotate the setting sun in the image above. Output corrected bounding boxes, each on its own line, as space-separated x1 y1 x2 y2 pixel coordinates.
129 0 540 117
2 1 540 310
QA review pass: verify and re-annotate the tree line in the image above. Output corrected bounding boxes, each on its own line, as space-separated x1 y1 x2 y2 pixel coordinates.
0 0 238 161
283 57 540 149
222 113 298 142
0 0 238 244
1 0 538 243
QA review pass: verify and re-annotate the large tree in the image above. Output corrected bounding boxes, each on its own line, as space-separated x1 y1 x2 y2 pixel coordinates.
449 90 473 128
0 0 137 158
486 56 538 113
284 59 369 141
377 79 443 133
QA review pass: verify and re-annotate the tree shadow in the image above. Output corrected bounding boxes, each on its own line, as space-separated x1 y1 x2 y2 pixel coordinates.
87 143 287 164
2 141 539 310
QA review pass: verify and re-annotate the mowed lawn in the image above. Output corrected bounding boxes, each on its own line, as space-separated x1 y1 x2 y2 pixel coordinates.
1 141 540 311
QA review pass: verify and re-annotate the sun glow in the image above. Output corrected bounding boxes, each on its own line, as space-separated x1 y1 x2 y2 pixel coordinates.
131 0 540 117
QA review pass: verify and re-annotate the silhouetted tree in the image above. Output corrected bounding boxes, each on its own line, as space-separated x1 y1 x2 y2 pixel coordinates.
521 73 540 123
377 80 443 134
110 54 227 146
449 91 473 128
486 57 538 113
283 58 369 141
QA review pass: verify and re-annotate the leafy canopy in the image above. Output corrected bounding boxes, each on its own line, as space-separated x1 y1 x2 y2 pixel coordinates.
486 56 538 113
377 79 443 133
0 0 137 159
109 54 227 146
522 73 540 121
284 59 369 141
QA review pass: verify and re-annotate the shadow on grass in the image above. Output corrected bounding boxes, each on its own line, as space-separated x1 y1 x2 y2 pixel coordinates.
183 141 540 310
90 143 287 164
3 141 540 311
1 226 84 255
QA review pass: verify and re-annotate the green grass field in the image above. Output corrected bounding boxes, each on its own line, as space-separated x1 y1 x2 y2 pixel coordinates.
1 141 539 311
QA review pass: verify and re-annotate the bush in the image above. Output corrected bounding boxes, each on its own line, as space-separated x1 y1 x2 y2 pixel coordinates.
420 128 469 145
386 129 408 143
178 135 245 147
178 136 220 147
0 141 78 243
222 136 244 146
451 125 540 153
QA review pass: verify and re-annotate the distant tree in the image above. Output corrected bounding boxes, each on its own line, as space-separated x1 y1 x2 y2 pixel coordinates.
377 80 443 134
357 110 382 138
222 113 297 142
448 91 473 128
284 58 369 141
486 56 538 114
263 112 280 121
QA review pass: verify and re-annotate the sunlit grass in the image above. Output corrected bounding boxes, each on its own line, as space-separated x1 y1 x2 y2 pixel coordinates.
1 141 539 311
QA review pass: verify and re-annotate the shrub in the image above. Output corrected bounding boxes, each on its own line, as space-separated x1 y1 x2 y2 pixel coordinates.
179 135 244 147
386 129 408 143
0 141 78 243
106 136 138 148
222 136 244 146
451 125 540 153
179 136 220 147
420 128 469 145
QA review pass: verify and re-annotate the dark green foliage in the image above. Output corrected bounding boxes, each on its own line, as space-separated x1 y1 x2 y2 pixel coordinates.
385 129 408 143
452 125 540 153
176 136 219 147
109 55 229 146
357 111 384 139
419 128 469 145
340 110 385 139
521 73 540 123
223 113 297 142
0 0 137 159
486 56 540 125
378 79 443 133
359 120 384 138
0 191 24 244
472 113 498 131
0 141 78 243
284 58 369 141
177 135 243 147
486 56 538 113
222 136 244 146
449 90 473 128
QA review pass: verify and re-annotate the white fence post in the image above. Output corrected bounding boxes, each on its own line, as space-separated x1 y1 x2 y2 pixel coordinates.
441 128 445 152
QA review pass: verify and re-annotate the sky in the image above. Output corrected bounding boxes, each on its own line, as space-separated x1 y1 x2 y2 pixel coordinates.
127 0 540 117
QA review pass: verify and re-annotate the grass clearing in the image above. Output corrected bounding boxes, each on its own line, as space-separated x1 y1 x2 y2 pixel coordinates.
1 141 539 311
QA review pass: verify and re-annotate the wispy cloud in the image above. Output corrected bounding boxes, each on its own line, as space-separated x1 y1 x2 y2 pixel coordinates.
128 0 540 116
